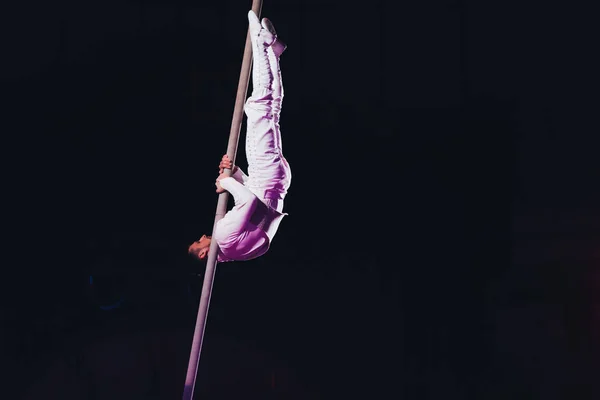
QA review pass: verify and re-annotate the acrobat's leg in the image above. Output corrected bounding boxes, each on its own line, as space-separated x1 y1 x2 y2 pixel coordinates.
244 11 291 210
247 11 279 99
262 17 285 146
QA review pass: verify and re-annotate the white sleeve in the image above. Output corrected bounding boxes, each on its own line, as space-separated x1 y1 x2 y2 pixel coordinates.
232 167 249 185
218 177 255 205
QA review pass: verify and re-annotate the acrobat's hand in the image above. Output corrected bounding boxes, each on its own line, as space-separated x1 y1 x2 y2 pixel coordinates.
215 172 228 193
219 154 238 174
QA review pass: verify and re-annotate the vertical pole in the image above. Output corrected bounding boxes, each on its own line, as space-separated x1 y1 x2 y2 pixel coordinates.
182 1 263 399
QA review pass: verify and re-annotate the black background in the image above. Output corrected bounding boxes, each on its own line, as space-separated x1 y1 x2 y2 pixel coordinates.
2 0 599 399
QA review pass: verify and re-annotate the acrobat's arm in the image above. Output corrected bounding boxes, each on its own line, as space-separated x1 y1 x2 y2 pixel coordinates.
231 167 249 185
219 154 249 185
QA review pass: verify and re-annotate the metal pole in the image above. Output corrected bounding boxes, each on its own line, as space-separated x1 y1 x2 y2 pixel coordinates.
182 1 263 399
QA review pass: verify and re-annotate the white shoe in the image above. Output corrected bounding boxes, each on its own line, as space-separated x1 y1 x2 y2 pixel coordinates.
261 17 287 58
248 11 286 56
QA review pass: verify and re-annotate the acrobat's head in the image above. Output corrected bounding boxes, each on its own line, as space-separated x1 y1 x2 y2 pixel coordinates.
188 234 212 261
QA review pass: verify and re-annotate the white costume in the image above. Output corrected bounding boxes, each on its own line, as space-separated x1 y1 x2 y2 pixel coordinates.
213 11 291 262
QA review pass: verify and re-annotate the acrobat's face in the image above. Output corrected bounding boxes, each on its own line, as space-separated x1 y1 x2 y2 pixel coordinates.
188 235 212 260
